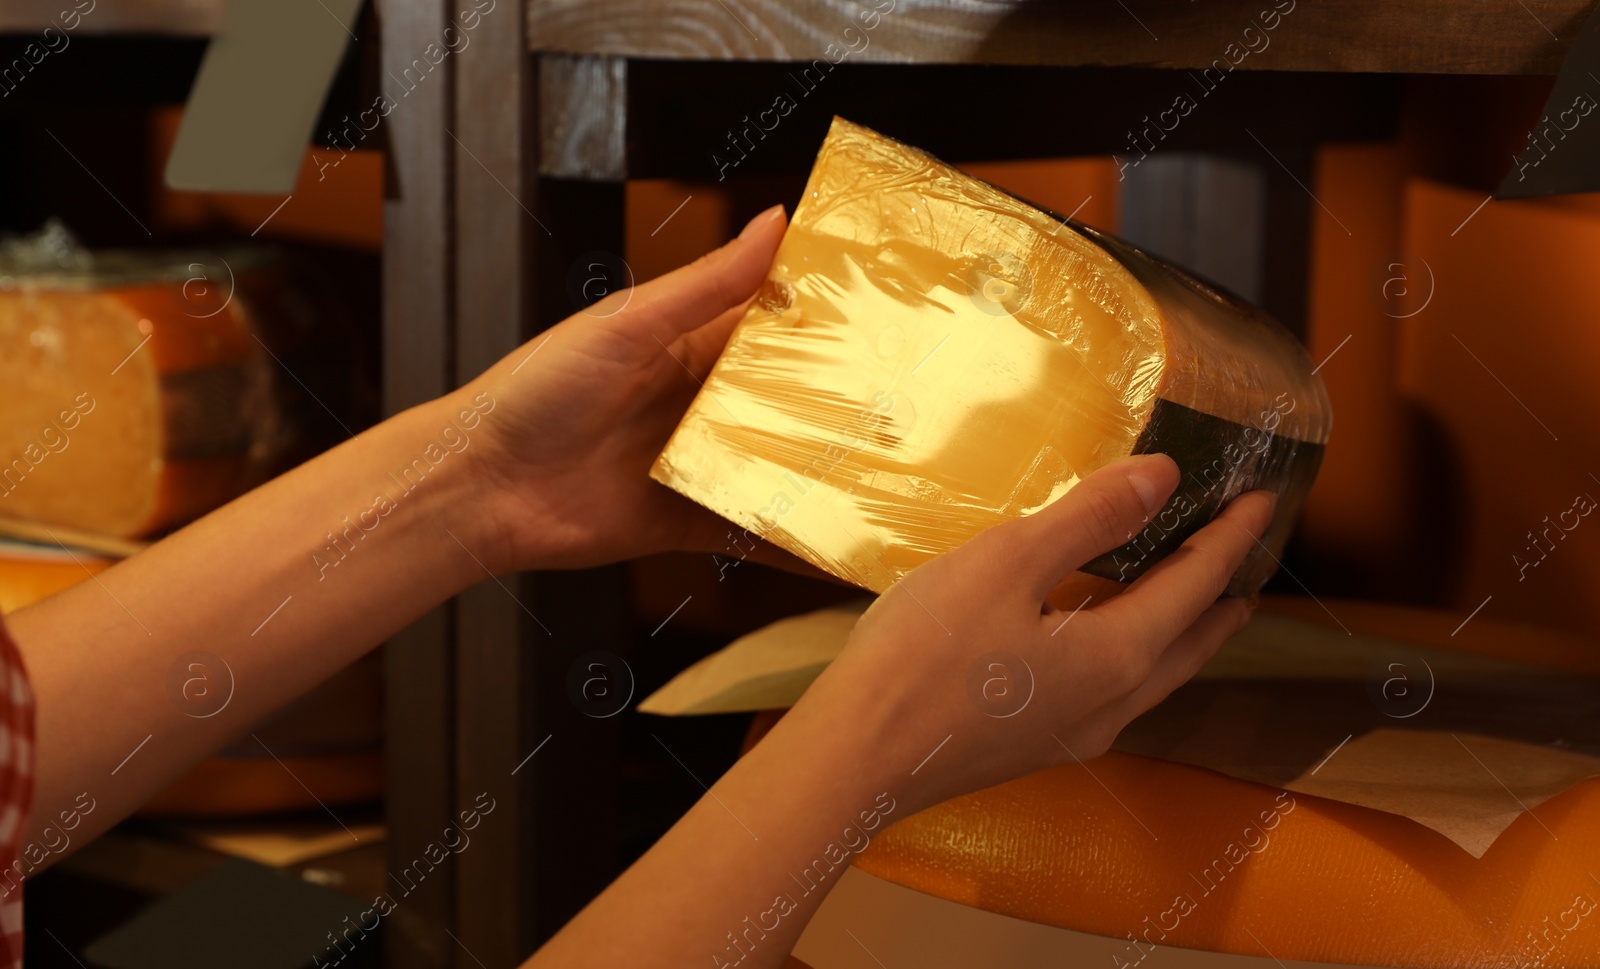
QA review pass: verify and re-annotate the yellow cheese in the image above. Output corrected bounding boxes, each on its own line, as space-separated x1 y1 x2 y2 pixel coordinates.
653 118 1330 595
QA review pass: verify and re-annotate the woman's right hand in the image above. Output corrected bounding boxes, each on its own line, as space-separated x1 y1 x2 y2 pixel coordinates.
523 452 1275 969
775 453 1275 816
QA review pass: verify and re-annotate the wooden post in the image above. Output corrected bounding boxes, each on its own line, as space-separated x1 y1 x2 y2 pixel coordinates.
379 0 459 964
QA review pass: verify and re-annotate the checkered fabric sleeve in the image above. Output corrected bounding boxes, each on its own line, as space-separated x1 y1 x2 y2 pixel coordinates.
0 619 34 969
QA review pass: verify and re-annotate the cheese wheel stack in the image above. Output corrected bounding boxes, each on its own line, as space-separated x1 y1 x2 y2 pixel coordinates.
0 248 290 538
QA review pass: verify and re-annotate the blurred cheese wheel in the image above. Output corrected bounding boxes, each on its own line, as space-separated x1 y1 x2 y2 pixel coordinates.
137 749 384 817
0 249 291 538
0 542 382 817
138 648 385 818
1262 593 1600 676
856 753 1600 968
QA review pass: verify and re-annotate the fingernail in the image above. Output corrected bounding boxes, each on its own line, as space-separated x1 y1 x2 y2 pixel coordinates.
739 204 785 239
1243 489 1278 523
1125 454 1176 515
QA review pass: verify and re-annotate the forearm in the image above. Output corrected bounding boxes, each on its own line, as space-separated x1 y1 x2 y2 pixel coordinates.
527 675 920 969
8 388 497 856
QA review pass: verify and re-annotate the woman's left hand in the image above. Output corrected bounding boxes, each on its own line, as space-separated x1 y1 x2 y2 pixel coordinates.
456 205 794 574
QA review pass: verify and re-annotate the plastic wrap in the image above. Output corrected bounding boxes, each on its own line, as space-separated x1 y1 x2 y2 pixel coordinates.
0 222 295 538
652 119 1330 595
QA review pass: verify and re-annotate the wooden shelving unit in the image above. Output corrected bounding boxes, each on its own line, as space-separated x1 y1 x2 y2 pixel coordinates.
399 2 1583 967
525 0 1589 73
3 1 1587 966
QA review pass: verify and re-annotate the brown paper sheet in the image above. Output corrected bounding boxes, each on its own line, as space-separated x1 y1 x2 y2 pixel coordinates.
1288 729 1600 856
161 817 385 868
641 603 1600 855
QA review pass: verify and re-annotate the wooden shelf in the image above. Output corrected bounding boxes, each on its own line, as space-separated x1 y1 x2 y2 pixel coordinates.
528 0 1590 74
1 0 219 36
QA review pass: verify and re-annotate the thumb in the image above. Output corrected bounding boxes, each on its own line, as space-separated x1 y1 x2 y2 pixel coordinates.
624 205 788 338
979 453 1179 602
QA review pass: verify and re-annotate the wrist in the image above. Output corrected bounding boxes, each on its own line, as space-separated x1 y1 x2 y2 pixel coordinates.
380 388 511 583
777 631 993 819
716 697 912 901
738 657 933 822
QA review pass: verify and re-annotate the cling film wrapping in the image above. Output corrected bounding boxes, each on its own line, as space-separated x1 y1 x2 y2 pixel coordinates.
651 118 1331 595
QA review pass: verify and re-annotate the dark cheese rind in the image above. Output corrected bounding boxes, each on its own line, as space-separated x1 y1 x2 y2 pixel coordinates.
1082 397 1325 594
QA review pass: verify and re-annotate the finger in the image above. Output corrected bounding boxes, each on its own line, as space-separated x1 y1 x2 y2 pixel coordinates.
1118 598 1252 718
975 454 1178 601
624 205 788 340
676 295 755 378
1094 489 1275 652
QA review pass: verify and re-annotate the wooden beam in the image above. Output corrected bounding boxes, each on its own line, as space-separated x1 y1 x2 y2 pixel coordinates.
527 0 1593 75
451 1 537 964
380 0 458 965
538 54 627 179
454 40 637 959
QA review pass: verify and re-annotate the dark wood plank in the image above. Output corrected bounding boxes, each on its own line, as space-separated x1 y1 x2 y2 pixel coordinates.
0 37 203 113
451 4 536 964
525 146 633 947
602 62 1399 182
515 562 635 948
1254 141 1315 339
531 81 630 946
528 0 1592 74
380 0 459 965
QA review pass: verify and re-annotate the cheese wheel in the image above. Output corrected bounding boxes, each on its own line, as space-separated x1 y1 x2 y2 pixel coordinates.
137 750 384 817
0 546 113 614
653 118 1329 596
0 543 384 818
0 248 290 538
855 753 1600 968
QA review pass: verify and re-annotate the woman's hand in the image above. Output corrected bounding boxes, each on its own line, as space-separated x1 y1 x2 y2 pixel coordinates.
768 453 1275 816
456 205 793 574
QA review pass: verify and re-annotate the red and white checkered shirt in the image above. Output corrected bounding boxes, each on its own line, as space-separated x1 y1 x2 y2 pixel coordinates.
0 619 34 968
